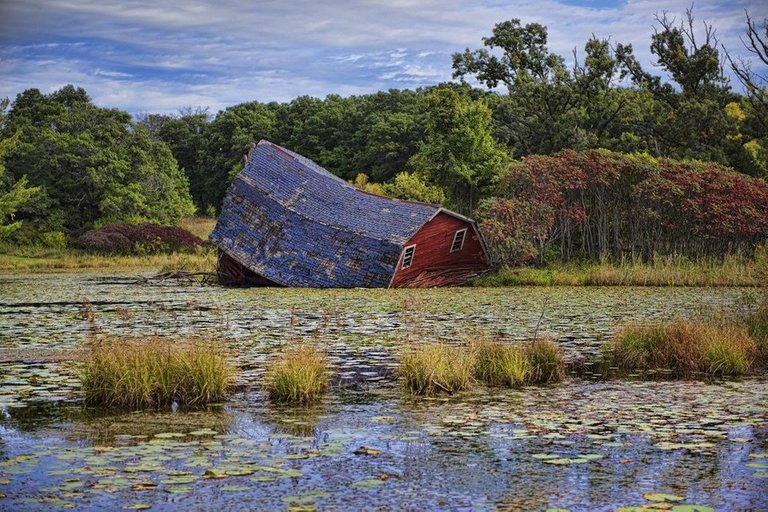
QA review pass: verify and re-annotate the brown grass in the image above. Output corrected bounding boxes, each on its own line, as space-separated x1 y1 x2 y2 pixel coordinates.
179 216 217 241
0 246 216 271
474 254 763 287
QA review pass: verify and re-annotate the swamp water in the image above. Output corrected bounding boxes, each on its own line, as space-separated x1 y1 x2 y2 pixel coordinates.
0 272 765 511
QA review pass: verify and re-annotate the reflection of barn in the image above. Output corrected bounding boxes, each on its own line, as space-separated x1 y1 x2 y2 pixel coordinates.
209 141 491 288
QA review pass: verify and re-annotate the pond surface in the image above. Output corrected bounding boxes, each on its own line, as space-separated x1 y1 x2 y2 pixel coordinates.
0 272 765 511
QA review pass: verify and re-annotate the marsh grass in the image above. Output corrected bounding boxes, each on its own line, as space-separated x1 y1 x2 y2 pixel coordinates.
266 344 330 405
473 254 762 287
524 338 566 383
400 343 475 395
402 338 566 394
473 341 530 387
0 216 217 271
609 321 758 377
0 246 216 271
742 301 768 361
179 216 217 240
80 337 232 407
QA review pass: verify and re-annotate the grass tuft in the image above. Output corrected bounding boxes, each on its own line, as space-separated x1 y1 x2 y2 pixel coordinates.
399 343 475 395
524 338 566 384
402 338 566 394
80 337 231 408
742 301 768 362
266 345 330 405
473 340 531 387
609 321 758 377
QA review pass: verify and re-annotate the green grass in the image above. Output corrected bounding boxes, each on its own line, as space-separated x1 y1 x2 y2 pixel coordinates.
742 300 768 361
608 321 758 377
399 343 475 395
80 337 232 407
265 344 330 405
472 254 763 287
401 339 566 395
473 341 531 387
524 338 566 383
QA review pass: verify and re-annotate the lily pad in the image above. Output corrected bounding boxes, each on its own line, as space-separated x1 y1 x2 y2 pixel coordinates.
351 478 387 489
131 482 158 491
160 475 198 485
163 486 193 494
153 432 186 439
644 494 684 503
221 485 250 492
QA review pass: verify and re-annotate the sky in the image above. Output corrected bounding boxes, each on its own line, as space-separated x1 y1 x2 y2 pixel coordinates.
0 0 766 117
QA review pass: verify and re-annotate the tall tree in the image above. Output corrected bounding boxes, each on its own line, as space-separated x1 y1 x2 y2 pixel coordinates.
724 11 768 178
409 87 506 214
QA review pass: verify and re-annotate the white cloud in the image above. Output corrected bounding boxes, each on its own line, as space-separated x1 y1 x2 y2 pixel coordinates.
0 0 765 114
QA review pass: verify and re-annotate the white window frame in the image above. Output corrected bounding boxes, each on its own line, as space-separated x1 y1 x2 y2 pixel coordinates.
401 244 416 269
450 228 467 253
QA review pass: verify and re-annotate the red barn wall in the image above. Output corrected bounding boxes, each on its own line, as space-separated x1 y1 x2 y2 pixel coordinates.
390 212 489 287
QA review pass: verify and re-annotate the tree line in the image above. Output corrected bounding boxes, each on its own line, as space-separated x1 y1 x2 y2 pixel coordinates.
1 10 766 262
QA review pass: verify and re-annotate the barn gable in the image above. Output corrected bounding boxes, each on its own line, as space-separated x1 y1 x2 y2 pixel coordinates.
210 141 443 288
390 211 490 288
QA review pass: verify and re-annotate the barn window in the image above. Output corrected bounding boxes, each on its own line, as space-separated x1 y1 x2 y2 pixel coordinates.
401 245 416 269
450 229 467 253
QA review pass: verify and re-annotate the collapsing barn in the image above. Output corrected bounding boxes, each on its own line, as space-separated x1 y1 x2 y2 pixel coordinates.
209 141 491 288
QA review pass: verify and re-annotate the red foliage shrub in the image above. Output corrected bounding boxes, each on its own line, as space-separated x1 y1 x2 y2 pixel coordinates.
74 223 203 254
480 150 768 264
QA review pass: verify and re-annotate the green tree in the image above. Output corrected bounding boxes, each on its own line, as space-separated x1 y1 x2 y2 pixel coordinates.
409 88 506 214
199 101 276 211
725 12 768 178
0 134 39 239
381 172 446 204
1 86 194 237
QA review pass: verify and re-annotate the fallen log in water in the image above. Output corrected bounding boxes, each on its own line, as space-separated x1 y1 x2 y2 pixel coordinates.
134 271 217 285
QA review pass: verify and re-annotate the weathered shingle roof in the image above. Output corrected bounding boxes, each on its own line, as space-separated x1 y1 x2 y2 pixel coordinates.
210 141 440 287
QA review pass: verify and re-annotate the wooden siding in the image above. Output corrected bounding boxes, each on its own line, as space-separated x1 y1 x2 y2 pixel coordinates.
390 212 489 287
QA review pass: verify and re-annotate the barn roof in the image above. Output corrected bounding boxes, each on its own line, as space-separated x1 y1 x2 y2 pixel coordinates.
209 141 442 287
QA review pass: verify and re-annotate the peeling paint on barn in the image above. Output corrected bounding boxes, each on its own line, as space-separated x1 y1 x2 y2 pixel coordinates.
209 141 491 288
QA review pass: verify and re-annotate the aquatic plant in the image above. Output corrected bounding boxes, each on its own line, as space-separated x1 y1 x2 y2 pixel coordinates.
80 337 232 407
399 343 475 395
266 344 330 405
742 299 768 362
524 337 566 384
609 321 758 377
473 340 531 387
470 255 762 287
